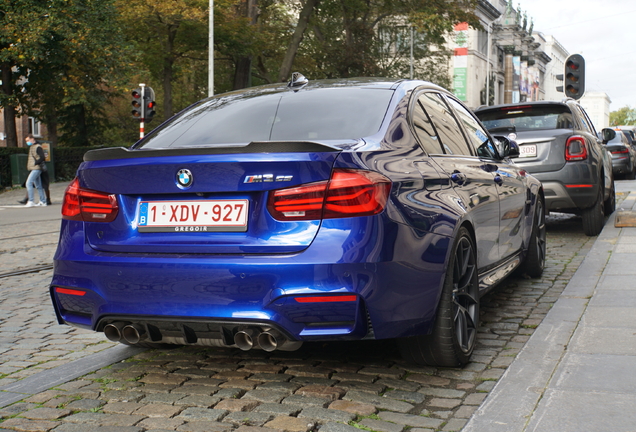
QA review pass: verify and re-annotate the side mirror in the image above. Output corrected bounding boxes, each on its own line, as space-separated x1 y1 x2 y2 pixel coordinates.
493 136 520 158
601 128 616 144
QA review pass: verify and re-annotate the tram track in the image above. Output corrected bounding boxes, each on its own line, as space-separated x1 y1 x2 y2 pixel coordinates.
0 230 59 242
0 264 54 279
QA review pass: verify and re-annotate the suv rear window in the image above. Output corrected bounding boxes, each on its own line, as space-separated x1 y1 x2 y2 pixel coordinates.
137 87 394 149
477 105 574 132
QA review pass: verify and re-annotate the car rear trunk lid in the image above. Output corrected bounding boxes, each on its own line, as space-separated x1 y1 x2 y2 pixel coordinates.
509 130 571 173
78 143 343 254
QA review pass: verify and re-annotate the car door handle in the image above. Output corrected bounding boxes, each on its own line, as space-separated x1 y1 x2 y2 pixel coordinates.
494 174 503 185
451 172 467 185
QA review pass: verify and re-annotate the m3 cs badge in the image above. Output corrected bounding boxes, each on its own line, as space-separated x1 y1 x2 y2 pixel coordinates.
244 174 293 183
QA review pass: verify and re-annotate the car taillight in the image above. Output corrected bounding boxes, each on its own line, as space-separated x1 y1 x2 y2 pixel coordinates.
565 136 588 161
611 149 629 154
268 169 391 221
62 178 119 223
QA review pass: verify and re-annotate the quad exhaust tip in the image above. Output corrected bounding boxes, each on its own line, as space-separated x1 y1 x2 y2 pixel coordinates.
122 324 145 344
104 323 125 342
103 322 302 351
234 328 259 351
103 322 147 344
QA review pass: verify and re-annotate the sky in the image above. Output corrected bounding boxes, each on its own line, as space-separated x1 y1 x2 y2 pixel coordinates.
520 0 636 111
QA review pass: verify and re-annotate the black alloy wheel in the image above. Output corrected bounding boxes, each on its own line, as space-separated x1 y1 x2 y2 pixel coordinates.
397 227 479 367
518 198 546 278
451 235 479 354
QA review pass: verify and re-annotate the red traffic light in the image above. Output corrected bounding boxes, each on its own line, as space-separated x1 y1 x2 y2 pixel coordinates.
132 90 141 99
147 101 155 109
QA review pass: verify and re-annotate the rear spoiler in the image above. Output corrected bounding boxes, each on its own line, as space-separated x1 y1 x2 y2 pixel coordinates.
84 141 341 162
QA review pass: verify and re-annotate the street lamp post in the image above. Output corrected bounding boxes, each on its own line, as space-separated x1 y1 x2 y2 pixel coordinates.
208 0 214 97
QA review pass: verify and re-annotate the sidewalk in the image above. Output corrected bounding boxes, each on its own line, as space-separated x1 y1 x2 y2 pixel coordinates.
0 181 69 207
464 182 636 432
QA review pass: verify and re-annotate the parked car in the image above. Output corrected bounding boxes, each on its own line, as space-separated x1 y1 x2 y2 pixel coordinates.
51 76 545 367
616 128 636 145
605 129 636 179
474 100 616 236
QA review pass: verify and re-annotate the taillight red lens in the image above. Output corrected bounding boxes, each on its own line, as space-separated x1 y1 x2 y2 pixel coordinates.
611 149 629 154
62 178 119 223
268 169 391 221
55 287 86 296
565 136 588 161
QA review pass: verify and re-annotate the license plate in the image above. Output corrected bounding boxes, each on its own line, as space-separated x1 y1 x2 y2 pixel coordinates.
519 144 537 158
138 200 249 232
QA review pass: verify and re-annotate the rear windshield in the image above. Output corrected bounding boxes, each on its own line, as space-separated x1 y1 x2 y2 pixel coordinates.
476 105 574 132
137 87 394 149
608 133 627 144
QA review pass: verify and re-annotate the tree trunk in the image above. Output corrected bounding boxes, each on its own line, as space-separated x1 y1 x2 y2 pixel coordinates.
233 0 259 90
162 26 177 121
163 59 173 121
1 63 18 147
76 105 89 146
277 0 320 83
45 112 58 146
233 57 252 90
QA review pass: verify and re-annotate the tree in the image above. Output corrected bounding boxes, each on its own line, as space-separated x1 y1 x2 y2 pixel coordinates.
1 0 132 147
269 0 480 82
610 106 636 127
116 0 209 120
0 1 52 147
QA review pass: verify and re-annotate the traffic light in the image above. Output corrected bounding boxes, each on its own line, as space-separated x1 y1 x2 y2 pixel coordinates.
564 54 585 100
143 87 156 123
131 88 143 119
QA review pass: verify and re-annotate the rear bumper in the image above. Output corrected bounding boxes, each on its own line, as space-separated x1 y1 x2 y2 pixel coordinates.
531 168 599 213
51 219 449 344
611 158 631 175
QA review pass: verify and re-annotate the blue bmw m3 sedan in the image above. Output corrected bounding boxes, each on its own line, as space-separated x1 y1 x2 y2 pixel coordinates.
50 75 545 367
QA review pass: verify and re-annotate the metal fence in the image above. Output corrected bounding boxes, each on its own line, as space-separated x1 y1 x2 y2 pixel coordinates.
0 146 104 189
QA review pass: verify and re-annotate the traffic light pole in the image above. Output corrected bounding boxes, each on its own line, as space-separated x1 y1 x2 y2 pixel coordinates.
139 83 146 139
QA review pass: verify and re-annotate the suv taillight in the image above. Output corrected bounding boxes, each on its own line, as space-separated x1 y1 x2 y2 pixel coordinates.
268 169 391 221
62 178 119 222
565 136 588 161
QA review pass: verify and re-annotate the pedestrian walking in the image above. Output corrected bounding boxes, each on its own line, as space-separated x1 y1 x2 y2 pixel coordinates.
24 134 47 207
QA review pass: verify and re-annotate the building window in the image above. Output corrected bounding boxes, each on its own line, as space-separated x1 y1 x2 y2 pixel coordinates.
28 117 41 137
477 29 488 56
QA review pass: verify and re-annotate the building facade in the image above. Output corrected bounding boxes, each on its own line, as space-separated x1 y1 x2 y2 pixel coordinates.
532 32 569 102
447 0 611 132
0 114 47 148
580 92 612 130
450 0 553 109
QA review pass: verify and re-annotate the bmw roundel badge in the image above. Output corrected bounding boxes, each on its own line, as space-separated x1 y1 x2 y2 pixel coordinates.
176 168 193 189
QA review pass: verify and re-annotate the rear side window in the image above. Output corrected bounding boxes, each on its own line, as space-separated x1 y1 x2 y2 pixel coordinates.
477 104 574 132
138 88 394 149
411 98 443 154
419 92 473 156
444 96 495 158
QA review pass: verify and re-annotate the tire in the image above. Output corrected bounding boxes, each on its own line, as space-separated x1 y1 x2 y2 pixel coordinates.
604 179 616 215
517 197 546 278
626 165 636 180
398 227 479 367
582 186 605 236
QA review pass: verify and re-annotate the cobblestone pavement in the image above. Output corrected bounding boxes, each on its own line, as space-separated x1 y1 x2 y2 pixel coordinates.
0 185 625 432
